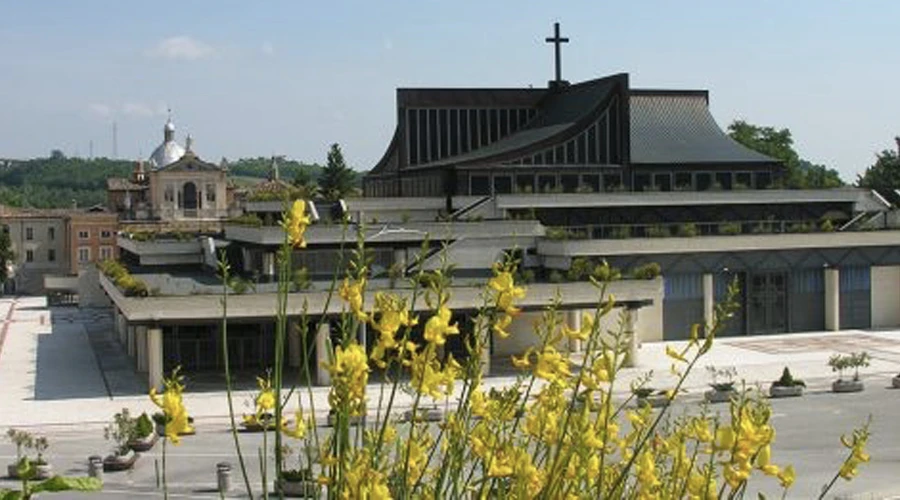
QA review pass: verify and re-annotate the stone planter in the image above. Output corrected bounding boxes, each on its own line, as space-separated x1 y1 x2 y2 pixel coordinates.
327 413 365 427
7 463 18 479
637 394 671 409
33 462 52 480
402 407 444 423
832 379 864 393
704 388 736 404
103 450 139 472
892 376 900 389
128 432 158 452
276 477 319 498
769 384 804 398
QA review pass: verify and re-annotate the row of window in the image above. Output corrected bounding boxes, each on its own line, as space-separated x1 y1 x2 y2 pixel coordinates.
23 246 113 263
632 171 773 192
23 227 114 241
468 172 625 196
406 107 538 166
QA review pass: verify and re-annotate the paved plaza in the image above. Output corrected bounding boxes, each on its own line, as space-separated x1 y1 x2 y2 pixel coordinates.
3 296 900 498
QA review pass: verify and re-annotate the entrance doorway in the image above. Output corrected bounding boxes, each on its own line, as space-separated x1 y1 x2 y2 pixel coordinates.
182 182 198 217
748 271 788 334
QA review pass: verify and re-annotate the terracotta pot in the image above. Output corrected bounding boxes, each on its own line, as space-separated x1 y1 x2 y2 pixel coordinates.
769 385 803 398
832 379 864 393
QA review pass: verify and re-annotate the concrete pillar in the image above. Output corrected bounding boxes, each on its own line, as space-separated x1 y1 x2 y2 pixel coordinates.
702 273 714 332
147 327 164 390
567 309 583 353
393 249 406 272
358 321 367 352
263 252 276 279
622 307 640 368
119 313 127 345
136 326 148 371
127 325 136 358
480 323 491 377
825 267 840 331
288 322 302 369
316 321 331 386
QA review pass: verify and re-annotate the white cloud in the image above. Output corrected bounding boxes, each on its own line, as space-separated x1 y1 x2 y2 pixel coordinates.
147 36 215 61
261 41 275 56
122 102 167 118
88 103 112 117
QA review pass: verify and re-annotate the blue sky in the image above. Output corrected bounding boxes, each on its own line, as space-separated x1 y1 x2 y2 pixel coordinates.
0 1 897 181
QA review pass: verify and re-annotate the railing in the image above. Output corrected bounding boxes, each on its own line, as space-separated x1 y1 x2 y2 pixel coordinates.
544 219 843 241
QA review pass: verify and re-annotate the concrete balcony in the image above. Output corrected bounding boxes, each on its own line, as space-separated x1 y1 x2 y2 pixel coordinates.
117 235 203 265
225 220 545 246
538 229 900 261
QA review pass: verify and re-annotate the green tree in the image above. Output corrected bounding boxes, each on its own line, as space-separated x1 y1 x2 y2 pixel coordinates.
319 143 357 201
727 120 844 189
857 138 900 191
0 229 14 286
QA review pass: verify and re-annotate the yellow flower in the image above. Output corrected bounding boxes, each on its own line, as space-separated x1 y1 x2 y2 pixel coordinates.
339 277 368 322
511 349 532 369
254 375 276 413
370 293 417 366
149 385 191 444
488 264 526 315
423 306 459 346
282 199 311 249
284 409 307 439
492 313 514 339
778 464 796 488
533 346 571 385
562 312 593 341
326 343 370 415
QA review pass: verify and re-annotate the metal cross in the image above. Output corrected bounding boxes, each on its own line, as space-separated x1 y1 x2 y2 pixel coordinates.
545 22 569 84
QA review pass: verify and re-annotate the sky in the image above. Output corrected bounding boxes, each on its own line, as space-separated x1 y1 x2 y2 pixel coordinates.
0 1 897 181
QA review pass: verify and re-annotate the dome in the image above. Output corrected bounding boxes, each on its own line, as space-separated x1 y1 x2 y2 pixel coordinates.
149 117 186 169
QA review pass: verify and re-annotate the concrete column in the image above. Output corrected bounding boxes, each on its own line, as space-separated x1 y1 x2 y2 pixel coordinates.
825 267 840 331
136 326 148 371
622 307 640 368
393 249 406 273
263 252 276 279
119 313 127 345
567 309 583 353
480 323 491 377
702 273 714 332
358 321 367 352
316 321 331 386
288 322 302 369
127 325 136 358
147 327 164 390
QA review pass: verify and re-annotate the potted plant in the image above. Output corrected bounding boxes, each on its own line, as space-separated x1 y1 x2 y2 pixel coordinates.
633 387 671 409
128 412 158 452
276 444 318 498
6 428 33 479
704 366 738 403
31 436 52 480
829 352 869 393
769 367 806 398
103 408 140 471
241 374 287 432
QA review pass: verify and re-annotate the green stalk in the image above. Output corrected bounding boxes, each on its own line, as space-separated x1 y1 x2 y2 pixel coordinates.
273 240 291 496
162 436 168 500
219 256 254 498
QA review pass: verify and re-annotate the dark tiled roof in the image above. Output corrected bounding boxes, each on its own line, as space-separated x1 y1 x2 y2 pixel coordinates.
107 178 146 191
411 77 619 169
629 91 776 165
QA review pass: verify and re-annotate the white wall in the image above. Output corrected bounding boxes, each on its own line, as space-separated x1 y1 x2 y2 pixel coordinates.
871 265 900 328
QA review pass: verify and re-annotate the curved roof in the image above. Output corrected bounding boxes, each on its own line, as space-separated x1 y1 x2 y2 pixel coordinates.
629 91 775 164
149 140 186 169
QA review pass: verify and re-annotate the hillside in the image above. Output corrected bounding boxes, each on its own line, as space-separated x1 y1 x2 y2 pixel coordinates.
0 154 333 209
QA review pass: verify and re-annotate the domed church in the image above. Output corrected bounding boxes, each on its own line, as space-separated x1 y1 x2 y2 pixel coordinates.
107 117 232 222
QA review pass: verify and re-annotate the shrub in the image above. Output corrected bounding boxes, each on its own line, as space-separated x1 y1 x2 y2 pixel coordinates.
591 261 622 282
609 225 631 239
227 214 263 228
707 365 738 392
630 262 662 280
645 225 670 238
566 257 594 282
772 367 806 388
821 219 835 232
545 227 569 241
719 222 742 235
829 352 870 381
547 269 565 283
676 223 699 237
